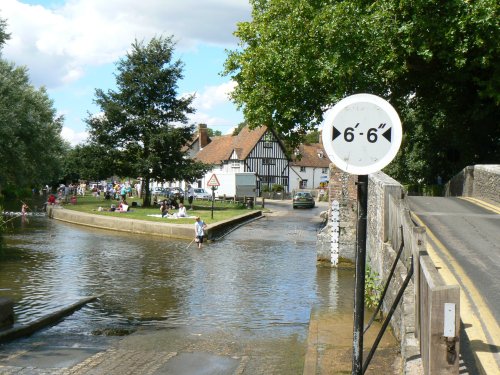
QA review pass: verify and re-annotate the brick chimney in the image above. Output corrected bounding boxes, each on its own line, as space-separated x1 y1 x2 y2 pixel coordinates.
198 123 209 149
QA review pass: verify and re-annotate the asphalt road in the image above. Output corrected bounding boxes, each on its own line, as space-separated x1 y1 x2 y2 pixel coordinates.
408 196 500 373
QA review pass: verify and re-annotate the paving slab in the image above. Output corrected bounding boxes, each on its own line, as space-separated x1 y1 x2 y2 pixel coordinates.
152 352 241 375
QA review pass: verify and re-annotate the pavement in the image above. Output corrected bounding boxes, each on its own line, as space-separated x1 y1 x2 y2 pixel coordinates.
0 307 402 375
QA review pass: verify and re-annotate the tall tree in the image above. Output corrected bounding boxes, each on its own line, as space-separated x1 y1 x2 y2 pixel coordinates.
224 0 499 183
207 128 222 137
86 36 210 206
0 61 65 191
62 143 121 183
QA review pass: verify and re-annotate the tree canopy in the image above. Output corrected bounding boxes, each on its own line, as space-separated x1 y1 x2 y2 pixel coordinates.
224 0 499 183
86 36 210 206
0 19 65 192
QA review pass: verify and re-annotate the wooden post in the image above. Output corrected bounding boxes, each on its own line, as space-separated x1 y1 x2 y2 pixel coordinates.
420 255 460 374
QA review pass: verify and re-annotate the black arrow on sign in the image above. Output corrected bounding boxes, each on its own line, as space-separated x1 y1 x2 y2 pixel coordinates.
332 126 341 141
382 127 392 142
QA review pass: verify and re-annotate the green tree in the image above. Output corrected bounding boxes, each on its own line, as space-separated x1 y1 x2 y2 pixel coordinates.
86 36 210 206
62 143 122 183
232 122 246 136
0 62 65 192
207 128 222 137
0 17 10 48
0 16 65 194
224 0 499 183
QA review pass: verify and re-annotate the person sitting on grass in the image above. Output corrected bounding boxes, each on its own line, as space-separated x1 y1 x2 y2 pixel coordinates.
177 203 187 217
160 201 170 217
117 199 129 212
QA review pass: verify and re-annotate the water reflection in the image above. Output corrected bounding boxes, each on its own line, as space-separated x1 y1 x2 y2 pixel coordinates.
1 209 354 340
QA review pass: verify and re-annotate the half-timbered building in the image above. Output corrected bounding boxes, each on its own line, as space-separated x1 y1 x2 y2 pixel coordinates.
194 125 290 195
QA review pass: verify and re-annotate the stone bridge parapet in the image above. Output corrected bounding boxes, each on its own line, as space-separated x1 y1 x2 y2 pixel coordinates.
445 164 500 204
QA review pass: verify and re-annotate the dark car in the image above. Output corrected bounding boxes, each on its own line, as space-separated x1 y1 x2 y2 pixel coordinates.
292 191 315 209
168 187 185 199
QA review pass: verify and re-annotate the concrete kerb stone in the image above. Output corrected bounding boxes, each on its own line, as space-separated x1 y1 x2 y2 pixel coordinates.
46 205 262 240
0 296 98 344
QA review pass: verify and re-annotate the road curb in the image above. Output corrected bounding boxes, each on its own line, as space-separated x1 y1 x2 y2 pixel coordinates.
47 206 262 240
0 296 98 344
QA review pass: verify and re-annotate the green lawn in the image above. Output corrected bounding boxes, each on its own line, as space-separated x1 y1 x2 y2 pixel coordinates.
62 195 260 224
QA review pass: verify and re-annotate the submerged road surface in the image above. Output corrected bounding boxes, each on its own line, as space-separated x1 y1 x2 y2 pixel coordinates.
0 200 358 374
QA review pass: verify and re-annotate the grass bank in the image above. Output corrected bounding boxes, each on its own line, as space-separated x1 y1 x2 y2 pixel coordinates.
62 195 260 225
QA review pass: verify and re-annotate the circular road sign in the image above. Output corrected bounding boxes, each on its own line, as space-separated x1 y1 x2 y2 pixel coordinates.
321 94 402 175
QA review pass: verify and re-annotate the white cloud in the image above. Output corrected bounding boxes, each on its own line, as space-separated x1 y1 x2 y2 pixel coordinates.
61 126 88 146
1 0 251 87
193 81 237 110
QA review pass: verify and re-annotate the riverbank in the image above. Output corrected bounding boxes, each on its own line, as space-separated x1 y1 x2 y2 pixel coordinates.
47 205 262 240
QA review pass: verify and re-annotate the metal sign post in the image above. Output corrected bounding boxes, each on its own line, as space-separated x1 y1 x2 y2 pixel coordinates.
207 174 220 220
321 94 402 375
210 186 216 219
352 174 368 374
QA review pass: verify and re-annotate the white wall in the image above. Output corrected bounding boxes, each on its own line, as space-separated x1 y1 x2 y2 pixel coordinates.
289 166 329 192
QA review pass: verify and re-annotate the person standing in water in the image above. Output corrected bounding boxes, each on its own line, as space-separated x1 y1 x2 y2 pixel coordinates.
194 216 207 249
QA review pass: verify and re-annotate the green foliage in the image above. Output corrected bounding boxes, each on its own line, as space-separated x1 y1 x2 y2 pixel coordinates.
271 183 284 192
319 190 329 202
365 264 382 310
225 0 500 183
0 17 65 191
0 61 66 191
62 143 122 182
232 122 247 136
86 36 211 206
207 128 222 137
303 130 320 145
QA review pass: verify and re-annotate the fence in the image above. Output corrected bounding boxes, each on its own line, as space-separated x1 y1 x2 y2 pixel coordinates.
382 181 460 374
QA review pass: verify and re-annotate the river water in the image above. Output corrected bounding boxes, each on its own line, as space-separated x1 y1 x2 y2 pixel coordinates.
1 203 355 370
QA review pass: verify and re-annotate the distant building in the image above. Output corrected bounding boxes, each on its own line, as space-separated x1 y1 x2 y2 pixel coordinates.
193 124 290 195
289 143 330 192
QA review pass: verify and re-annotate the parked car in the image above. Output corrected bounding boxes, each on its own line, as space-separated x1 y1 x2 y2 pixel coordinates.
152 187 168 196
292 191 315 209
193 188 212 199
168 187 185 199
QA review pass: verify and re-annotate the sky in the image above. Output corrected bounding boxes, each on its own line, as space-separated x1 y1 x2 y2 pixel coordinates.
0 0 251 145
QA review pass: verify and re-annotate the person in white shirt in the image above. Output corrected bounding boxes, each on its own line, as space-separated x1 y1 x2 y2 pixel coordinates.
187 185 195 210
177 203 187 217
194 216 208 249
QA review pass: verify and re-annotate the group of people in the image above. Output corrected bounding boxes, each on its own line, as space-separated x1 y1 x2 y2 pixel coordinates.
41 181 207 249
159 202 188 218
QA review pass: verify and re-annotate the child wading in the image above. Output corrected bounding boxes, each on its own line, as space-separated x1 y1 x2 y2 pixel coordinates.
194 216 207 249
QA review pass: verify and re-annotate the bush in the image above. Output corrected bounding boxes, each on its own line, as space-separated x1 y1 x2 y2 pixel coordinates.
271 184 284 192
365 264 382 310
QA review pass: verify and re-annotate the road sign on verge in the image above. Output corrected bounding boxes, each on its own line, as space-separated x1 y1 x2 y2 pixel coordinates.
207 174 220 187
321 94 402 175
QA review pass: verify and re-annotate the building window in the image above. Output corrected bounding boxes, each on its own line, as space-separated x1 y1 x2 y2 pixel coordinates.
300 179 308 189
262 158 275 165
322 168 328 174
263 142 273 148
231 161 240 168
300 166 306 172
261 176 276 184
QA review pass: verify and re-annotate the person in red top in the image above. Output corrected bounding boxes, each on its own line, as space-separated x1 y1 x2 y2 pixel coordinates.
47 194 56 205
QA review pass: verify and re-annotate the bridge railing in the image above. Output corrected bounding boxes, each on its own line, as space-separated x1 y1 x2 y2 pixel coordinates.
384 184 460 375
